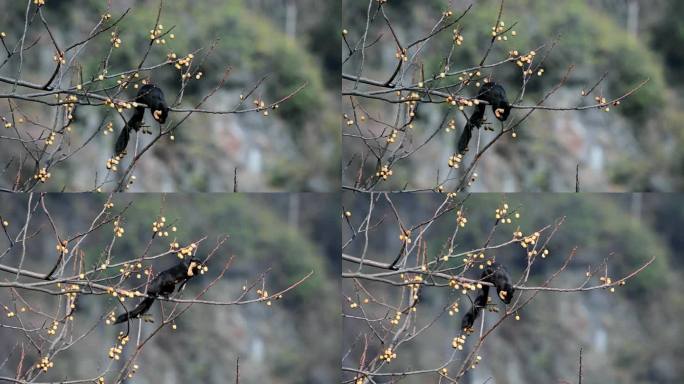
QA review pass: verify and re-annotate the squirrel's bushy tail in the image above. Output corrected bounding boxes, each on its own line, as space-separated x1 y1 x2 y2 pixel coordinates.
114 107 144 156
460 283 489 330
457 105 485 154
113 297 154 324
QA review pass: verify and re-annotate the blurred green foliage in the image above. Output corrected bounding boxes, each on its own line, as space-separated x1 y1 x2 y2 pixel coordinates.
66 0 328 148
652 0 684 84
101 194 332 306
351 0 664 122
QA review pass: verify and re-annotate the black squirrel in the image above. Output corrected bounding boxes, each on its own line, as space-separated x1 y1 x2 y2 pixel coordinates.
114 84 169 156
457 82 511 154
113 258 205 324
460 262 514 331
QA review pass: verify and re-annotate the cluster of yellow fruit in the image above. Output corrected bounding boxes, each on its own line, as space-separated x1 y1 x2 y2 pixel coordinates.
378 347 397 362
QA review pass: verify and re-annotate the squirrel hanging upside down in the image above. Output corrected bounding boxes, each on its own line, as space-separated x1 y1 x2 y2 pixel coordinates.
460 262 515 332
457 82 511 154
114 84 169 156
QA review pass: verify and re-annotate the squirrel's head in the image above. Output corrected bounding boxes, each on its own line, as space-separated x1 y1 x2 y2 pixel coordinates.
152 107 168 124
498 283 515 304
185 258 208 277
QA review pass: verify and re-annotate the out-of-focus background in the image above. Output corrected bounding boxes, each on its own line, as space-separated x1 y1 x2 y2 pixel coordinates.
342 193 684 383
0 193 340 383
342 0 684 192
0 0 340 192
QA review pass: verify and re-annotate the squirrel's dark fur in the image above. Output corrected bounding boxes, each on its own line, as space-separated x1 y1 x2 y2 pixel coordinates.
457 82 511 154
113 258 204 324
114 84 169 156
460 262 515 331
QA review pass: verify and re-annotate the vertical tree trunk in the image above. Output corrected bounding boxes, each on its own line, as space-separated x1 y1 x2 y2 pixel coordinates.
289 193 300 227
286 0 297 38
631 193 642 221
626 0 639 37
